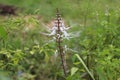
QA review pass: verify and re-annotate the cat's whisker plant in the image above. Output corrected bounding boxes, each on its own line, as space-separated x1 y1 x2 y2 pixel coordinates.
40 9 83 77
54 9 68 76
42 9 71 76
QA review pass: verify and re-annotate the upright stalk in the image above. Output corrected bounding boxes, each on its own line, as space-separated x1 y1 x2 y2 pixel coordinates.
55 9 67 76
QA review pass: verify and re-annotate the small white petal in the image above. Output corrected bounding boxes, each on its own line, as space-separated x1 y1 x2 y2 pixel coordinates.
65 27 70 30
60 26 64 31
63 31 69 37
54 50 58 59
49 30 56 36
64 45 68 51
51 26 57 31
53 37 56 40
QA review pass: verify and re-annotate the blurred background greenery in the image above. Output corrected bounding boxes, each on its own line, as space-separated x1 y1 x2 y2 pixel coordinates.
0 0 120 80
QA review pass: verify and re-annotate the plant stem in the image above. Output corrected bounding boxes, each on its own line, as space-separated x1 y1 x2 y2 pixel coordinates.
56 9 67 76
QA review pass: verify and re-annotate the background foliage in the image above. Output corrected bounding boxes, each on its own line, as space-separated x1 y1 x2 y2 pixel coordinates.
0 0 120 80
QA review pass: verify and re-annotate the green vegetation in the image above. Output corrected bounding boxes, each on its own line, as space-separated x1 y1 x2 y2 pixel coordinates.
0 0 120 80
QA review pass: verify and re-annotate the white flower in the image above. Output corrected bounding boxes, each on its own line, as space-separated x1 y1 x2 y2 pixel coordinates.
51 25 57 31
62 30 70 40
64 45 68 51
61 21 70 30
54 50 58 57
49 29 56 36
41 14 71 40
49 26 57 36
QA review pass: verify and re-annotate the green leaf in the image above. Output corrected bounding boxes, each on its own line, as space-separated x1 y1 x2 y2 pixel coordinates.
75 54 95 80
30 51 35 55
0 26 7 39
96 66 107 80
71 67 78 76
44 52 49 63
